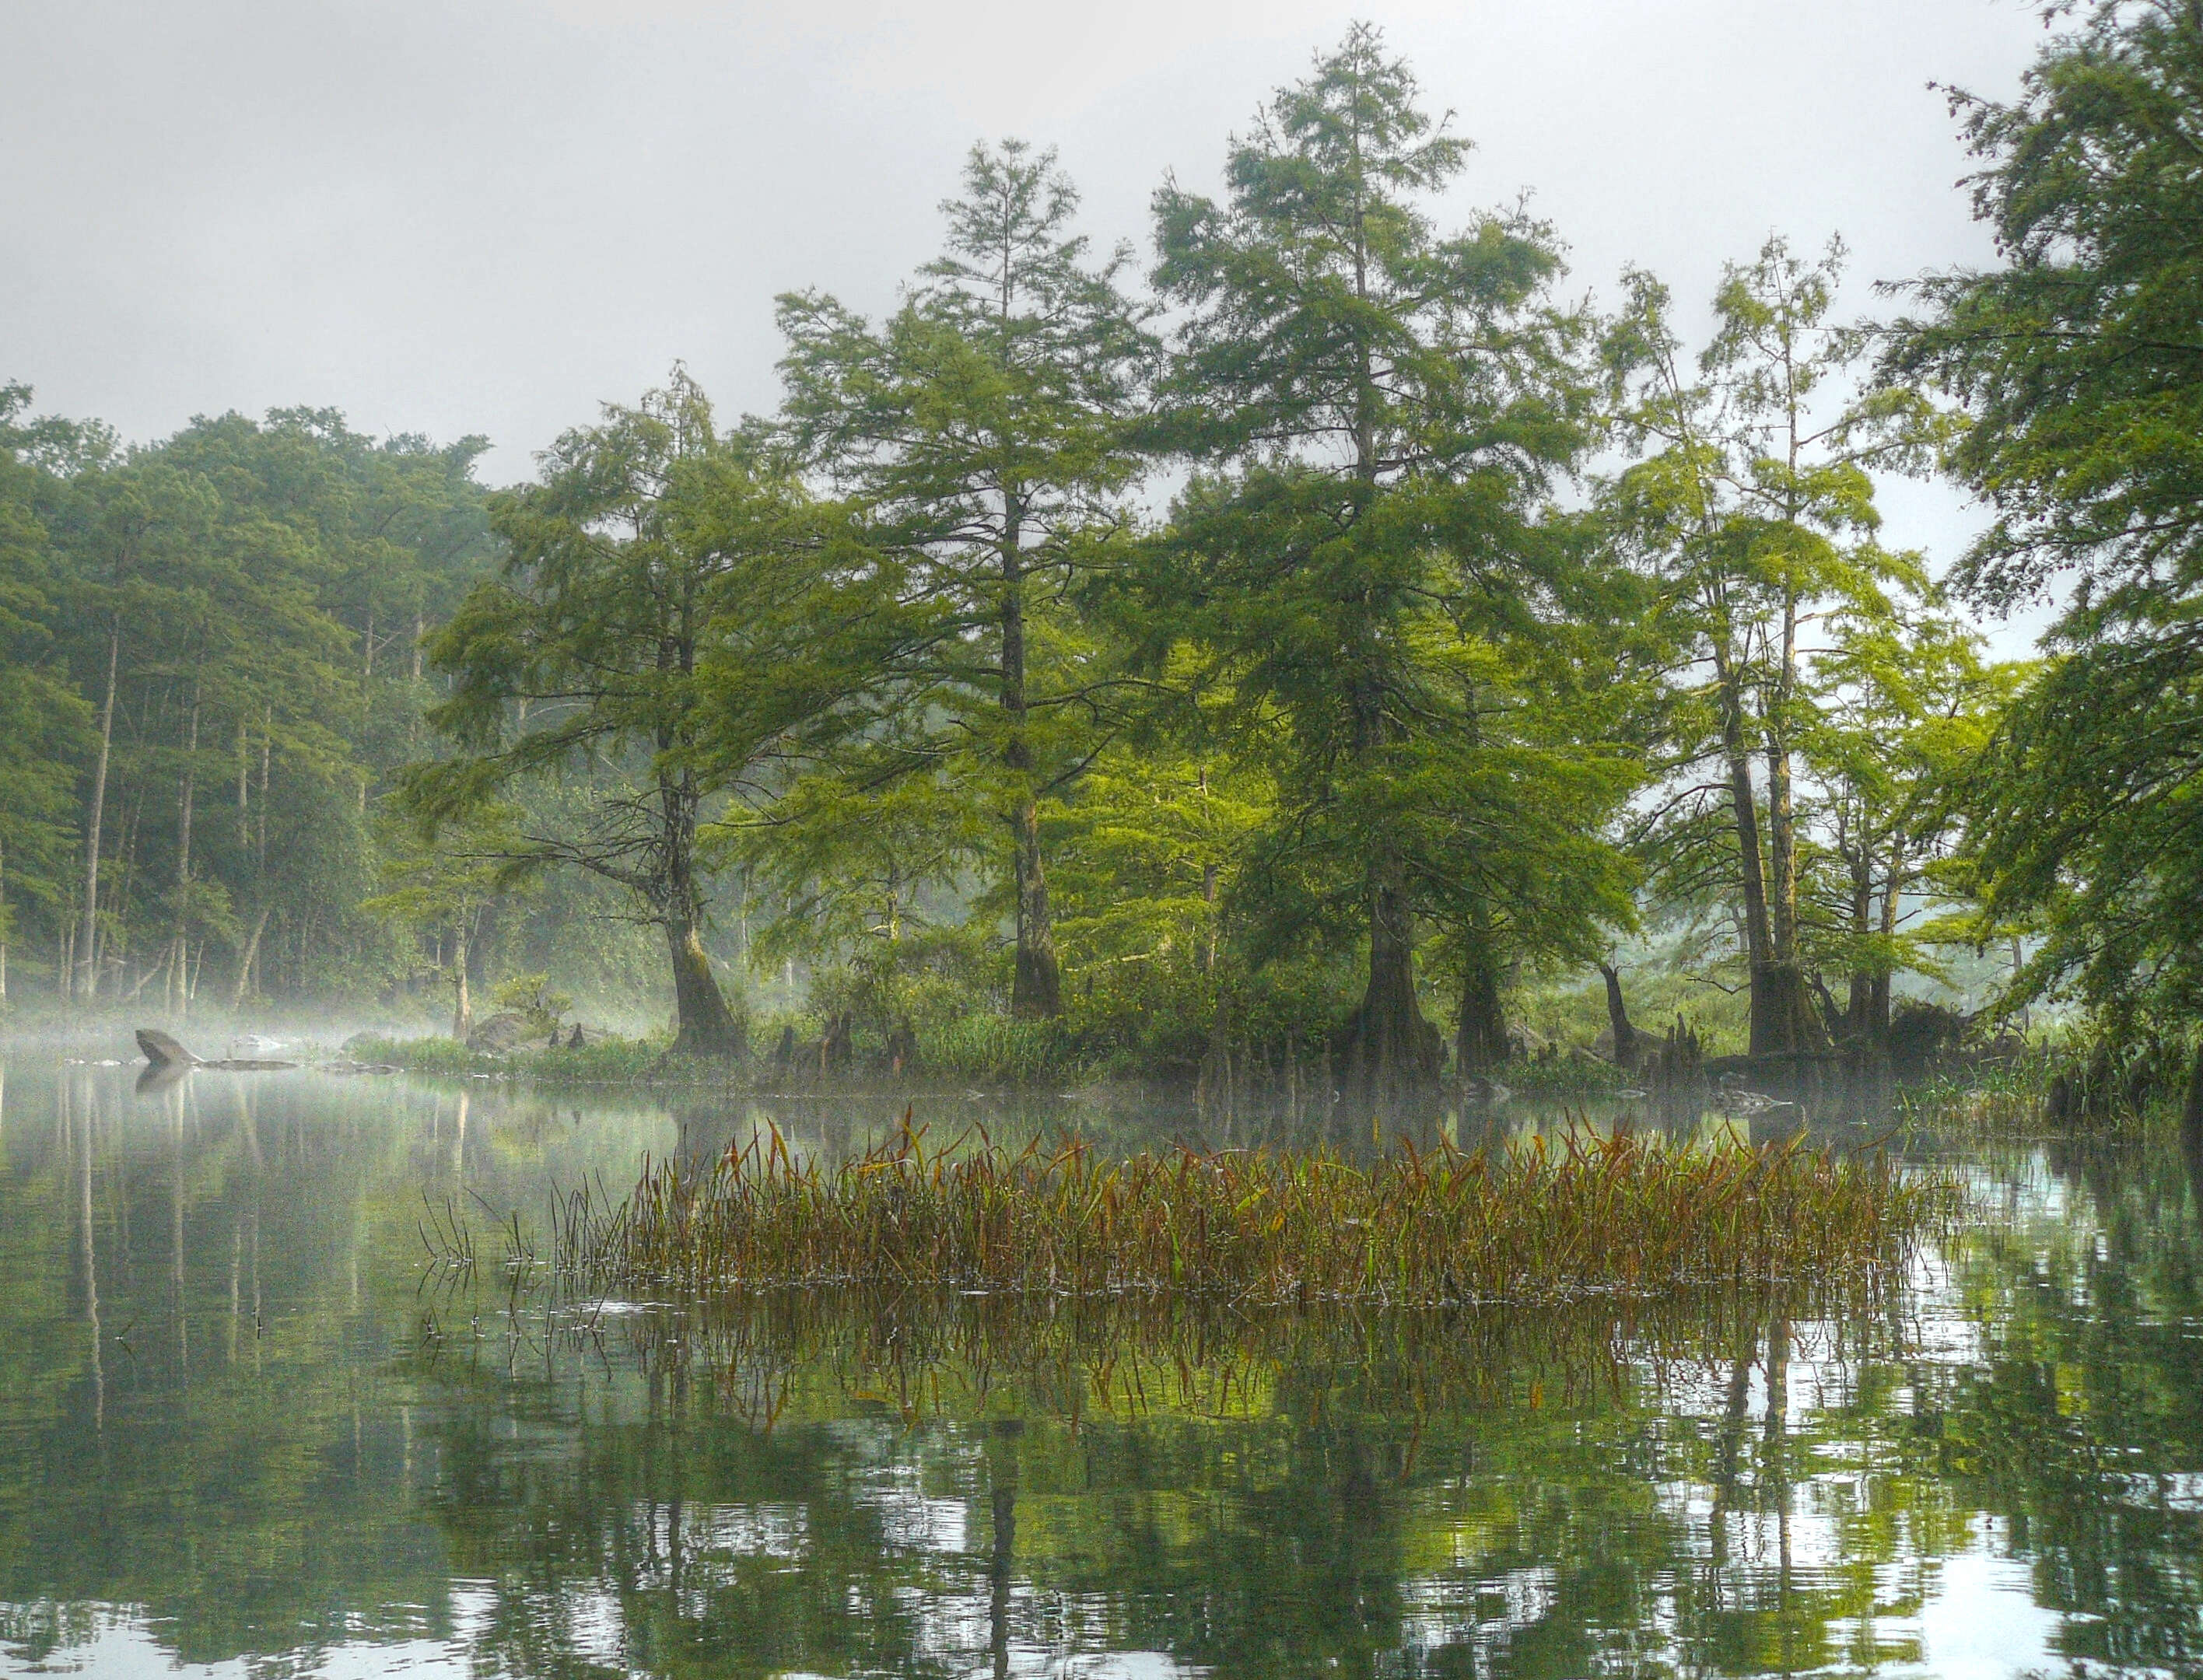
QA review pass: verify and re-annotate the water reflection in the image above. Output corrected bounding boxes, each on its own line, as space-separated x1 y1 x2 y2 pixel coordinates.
0 1056 2196 1676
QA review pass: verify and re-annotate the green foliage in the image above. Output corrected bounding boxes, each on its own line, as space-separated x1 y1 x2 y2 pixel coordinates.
23 12 2198 1094
407 371 833 1056
1887 2 2203 1034
1138 26 1639 1091
744 139 1153 1020
0 391 496 1015
918 1014 1085 1085
489 971 572 1038
342 1030 673 1084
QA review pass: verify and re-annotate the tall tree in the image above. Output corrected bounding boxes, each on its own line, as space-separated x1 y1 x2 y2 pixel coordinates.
0 386 94 1004
1885 0 2203 1071
1608 242 1937 1055
407 373 823 1057
772 139 1152 1018
1143 25 1627 1098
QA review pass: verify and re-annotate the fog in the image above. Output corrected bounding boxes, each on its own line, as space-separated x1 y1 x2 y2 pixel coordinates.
6 1 2043 517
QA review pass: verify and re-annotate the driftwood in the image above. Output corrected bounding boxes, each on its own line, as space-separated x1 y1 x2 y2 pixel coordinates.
134 1027 296 1072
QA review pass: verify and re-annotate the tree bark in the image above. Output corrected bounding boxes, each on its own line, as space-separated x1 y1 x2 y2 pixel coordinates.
77 620 120 1002
1336 854 1441 1102
1761 674 1819 1053
657 768 745 1058
665 918 744 1057
1716 655 1786 1056
172 684 200 1019
2182 1041 2203 1215
450 912 472 1041
230 905 270 1013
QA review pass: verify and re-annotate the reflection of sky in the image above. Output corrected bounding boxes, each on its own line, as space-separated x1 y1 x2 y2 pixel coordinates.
1914 1547 2058 1680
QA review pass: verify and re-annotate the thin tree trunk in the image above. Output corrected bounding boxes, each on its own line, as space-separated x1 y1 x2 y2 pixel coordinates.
1845 826 1874 1041
1868 866 1897 1042
236 722 250 845
450 910 472 1041
256 711 271 870
173 683 200 1020
1715 650 1782 1055
999 492 1061 1017
78 621 120 1002
1763 698 1815 1050
230 905 270 1013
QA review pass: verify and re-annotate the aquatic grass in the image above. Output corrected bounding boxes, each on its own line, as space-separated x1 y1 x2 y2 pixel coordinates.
919 1016 1087 1086
1897 1051 2146 1138
566 1123 1954 1310
344 1032 699 1085
1498 1052 1631 1097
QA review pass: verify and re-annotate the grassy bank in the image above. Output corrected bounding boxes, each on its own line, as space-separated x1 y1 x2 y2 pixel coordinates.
343 1033 682 1084
566 1125 1955 1309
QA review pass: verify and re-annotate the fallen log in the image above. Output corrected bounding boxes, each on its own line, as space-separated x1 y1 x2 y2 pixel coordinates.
134 1028 295 1072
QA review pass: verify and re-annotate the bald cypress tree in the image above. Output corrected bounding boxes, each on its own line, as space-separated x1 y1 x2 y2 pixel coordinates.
1144 26 1620 1100
772 141 1151 1019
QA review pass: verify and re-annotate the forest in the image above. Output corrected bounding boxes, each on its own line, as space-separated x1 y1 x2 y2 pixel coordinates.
4 5 2198 1105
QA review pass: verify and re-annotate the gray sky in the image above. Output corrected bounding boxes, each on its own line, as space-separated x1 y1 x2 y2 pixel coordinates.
2 0 2051 605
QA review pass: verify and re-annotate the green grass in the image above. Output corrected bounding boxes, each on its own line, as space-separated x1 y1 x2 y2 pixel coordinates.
919 1016 1087 1086
1497 1052 1631 1097
566 1122 1955 1310
342 1031 688 1085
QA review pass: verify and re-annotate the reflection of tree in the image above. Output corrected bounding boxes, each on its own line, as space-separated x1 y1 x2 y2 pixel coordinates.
394 1288 1962 1679
9 1066 2203 1678
0 1065 681 1673
1924 1129 2203 1674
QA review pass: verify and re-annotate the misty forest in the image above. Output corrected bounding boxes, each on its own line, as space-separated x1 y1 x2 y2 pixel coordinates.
18 6 2203 1678
9 16 2194 1115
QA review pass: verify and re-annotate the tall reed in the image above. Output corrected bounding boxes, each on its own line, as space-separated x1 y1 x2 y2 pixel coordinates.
566 1122 1953 1309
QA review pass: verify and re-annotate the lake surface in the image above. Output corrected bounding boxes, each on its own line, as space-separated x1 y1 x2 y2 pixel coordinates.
1 1051 2198 1678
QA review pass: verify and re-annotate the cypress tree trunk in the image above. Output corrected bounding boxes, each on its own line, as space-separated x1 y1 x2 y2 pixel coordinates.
664 917 744 1057
1717 656 1784 1056
1337 854 1440 1101
1763 718 1816 1053
657 768 745 1058
1846 856 1872 1038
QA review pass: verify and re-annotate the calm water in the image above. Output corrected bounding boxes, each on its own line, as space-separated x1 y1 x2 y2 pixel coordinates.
1 1052 2198 1678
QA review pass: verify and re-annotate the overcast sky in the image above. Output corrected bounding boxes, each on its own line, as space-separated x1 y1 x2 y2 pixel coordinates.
2 0 2054 607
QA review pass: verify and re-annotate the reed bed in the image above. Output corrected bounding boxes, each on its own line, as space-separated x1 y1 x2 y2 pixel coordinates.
563 1122 1954 1309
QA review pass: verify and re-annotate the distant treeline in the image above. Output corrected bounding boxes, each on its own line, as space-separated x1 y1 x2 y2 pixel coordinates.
6 10 2200 1095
